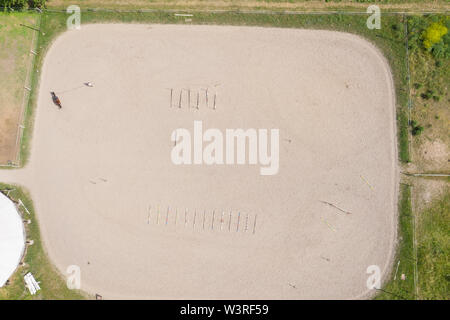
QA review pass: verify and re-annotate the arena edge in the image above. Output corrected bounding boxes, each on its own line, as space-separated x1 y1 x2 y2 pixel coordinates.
6 9 414 300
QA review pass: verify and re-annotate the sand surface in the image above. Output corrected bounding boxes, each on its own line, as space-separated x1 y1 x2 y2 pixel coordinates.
0 24 398 299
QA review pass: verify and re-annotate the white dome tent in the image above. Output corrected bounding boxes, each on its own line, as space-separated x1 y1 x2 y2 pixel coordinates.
0 191 26 287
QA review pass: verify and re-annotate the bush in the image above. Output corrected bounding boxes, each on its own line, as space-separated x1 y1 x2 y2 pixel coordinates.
412 125 424 136
422 22 448 50
421 89 435 100
432 95 441 102
27 0 45 8
408 17 450 59
0 0 27 10
432 41 448 59
410 120 424 136
0 0 44 9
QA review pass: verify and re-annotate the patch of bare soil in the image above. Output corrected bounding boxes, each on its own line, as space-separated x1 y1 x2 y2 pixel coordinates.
412 138 450 173
0 105 18 164
0 50 20 164
412 177 448 214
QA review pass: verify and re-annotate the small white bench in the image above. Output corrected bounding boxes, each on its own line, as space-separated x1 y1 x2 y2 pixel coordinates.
24 272 40 295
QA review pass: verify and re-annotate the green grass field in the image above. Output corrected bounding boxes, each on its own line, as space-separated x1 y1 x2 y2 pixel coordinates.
375 184 415 300
376 184 450 300
407 16 450 172
417 188 449 299
0 12 37 165
41 0 450 12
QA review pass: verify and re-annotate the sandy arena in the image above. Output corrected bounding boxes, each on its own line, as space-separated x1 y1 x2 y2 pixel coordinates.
0 24 398 299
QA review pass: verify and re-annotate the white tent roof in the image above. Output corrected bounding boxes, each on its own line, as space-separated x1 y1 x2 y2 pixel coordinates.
0 192 25 287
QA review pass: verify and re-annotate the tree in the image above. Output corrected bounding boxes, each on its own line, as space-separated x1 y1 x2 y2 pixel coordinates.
0 0 27 10
0 0 45 9
432 42 448 59
422 22 448 50
27 0 45 8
